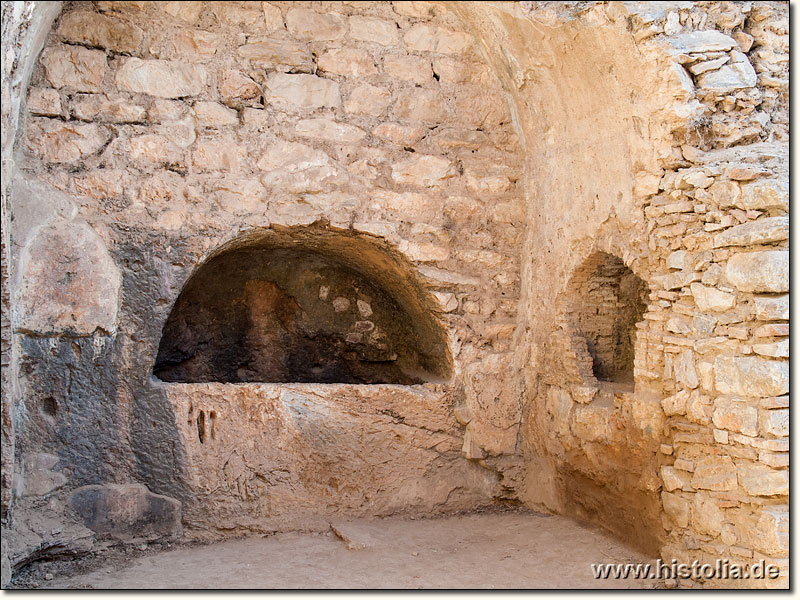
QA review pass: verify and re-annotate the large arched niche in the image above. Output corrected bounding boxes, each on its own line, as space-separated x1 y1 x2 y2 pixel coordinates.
153 223 453 385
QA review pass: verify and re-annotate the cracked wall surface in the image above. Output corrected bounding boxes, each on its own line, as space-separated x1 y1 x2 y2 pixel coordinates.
1 0 789 589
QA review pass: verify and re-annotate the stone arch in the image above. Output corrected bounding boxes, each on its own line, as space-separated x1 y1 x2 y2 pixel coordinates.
154 224 453 384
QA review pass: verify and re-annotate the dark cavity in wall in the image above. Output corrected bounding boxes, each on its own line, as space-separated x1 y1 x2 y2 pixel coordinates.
570 253 648 385
153 225 452 385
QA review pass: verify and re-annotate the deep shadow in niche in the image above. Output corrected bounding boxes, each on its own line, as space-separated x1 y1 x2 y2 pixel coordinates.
568 252 649 385
153 225 452 385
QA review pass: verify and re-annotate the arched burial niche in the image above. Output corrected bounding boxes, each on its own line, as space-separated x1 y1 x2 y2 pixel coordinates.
154 224 452 384
564 252 648 388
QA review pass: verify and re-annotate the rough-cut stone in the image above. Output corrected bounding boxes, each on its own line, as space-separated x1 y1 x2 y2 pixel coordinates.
391 155 455 187
41 45 107 92
689 283 735 312
738 180 788 211
725 251 788 293
662 492 690 528
760 408 788 438
391 88 446 123
383 56 432 85
115 58 207 98
57 10 144 53
25 119 111 163
257 140 338 193
691 456 738 491
714 356 788 397
754 295 789 321
213 178 266 213
266 74 341 109
70 484 182 541
692 493 723 536
349 16 398 45
736 463 788 496
194 101 239 128
675 349 698 389
262 3 283 32
318 48 377 77
752 340 789 359
27 87 61 116
72 93 146 123
286 8 346 41
712 398 758 436
661 466 688 492
128 134 183 168
218 70 262 108
14 218 121 335
696 61 757 92
162 1 203 24
192 138 246 173
372 122 426 146
403 24 473 55
170 29 221 58
668 31 737 53
295 118 366 143
345 84 391 116
712 216 788 247
237 39 313 72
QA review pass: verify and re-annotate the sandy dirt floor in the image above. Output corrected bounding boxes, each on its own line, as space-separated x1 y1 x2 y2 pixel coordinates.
17 509 663 589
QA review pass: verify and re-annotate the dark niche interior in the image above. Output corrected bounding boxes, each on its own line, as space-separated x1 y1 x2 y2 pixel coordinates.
153 226 452 384
569 252 649 384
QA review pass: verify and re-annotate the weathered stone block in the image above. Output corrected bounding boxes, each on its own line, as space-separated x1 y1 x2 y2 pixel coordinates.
691 455 737 491
344 84 391 116
57 10 143 53
72 93 146 123
14 217 121 335
661 466 689 492
70 484 182 541
349 16 398 45
713 217 788 248
318 48 376 77
192 138 247 173
266 74 341 109
41 45 107 92
712 398 758 436
193 101 239 128
668 30 737 53
662 491 690 528
692 493 723 536
237 38 313 71
286 8 345 41
26 119 111 164
115 58 207 98
21 453 66 497
714 356 788 397
725 251 788 293
392 155 455 187
128 134 183 169
760 408 788 437
383 56 432 85
27 87 62 116
696 61 757 92
739 180 788 211
218 70 262 108
295 118 366 143
736 462 788 496
689 282 736 312
391 88 446 123
754 295 789 321
170 28 221 58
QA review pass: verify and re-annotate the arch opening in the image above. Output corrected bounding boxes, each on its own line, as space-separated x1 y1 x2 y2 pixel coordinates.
153 225 452 385
566 252 648 386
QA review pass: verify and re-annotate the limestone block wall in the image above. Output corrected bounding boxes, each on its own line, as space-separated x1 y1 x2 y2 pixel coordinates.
7 0 526 547
0 0 789 589
456 0 788 587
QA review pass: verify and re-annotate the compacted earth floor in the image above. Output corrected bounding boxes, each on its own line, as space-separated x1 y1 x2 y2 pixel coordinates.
14 509 662 589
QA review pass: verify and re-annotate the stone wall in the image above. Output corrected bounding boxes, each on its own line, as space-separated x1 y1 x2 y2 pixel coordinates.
0 0 789 589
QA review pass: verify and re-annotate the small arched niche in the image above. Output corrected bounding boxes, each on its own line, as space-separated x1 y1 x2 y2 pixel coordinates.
153 224 452 385
565 252 649 386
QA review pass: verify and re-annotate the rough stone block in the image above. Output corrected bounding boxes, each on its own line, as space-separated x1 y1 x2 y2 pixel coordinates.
349 16 398 45
725 251 788 293
344 84 391 116
689 282 736 312
70 484 182 541
26 119 111 163
115 58 207 98
57 10 143 53
383 56 432 85
266 74 341 109
27 87 62 116
391 88 446 123
760 408 788 437
41 45 107 92
391 155 455 187
295 118 366 143
218 69 262 108
318 48 376 77
753 295 789 321
712 398 758 436
714 356 788 397
286 8 345 40
72 93 146 123
662 491 690 528
237 38 313 71
690 455 737 491
736 462 788 496
668 30 737 53
739 180 788 211
194 101 239 128
713 217 788 248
